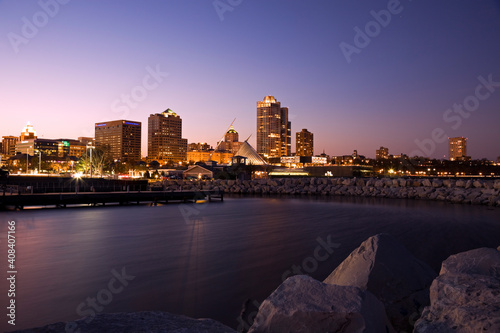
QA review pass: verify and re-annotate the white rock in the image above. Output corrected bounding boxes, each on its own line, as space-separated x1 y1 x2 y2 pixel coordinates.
248 275 395 333
323 234 436 332
414 248 500 332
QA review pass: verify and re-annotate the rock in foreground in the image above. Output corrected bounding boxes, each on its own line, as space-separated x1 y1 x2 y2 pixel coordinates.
414 248 500 332
11 311 236 333
248 275 395 333
323 233 436 332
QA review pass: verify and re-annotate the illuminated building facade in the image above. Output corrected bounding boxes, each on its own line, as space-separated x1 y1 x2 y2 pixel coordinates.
449 137 468 161
186 151 233 164
15 139 61 157
2 136 19 157
20 122 37 141
218 125 243 155
78 137 95 146
257 96 291 159
376 146 389 160
95 120 142 161
296 129 314 156
148 109 187 163
188 142 212 152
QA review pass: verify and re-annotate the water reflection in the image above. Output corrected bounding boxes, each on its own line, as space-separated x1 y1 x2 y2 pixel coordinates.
0 197 498 331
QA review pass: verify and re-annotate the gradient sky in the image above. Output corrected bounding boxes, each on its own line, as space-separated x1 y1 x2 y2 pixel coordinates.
1 0 500 159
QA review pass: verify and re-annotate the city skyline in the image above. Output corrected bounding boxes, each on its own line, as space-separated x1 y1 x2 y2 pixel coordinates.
1 1 500 159
2 117 497 162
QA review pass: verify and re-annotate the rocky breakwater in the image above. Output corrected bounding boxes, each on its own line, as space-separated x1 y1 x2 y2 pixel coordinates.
159 177 500 206
249 234 436 333
414 247 500 332
249 235 500 333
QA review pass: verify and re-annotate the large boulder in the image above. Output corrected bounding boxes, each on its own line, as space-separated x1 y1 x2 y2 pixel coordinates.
323 234 437 332
12 311 237 333
248 275 394 333
414 248 500 332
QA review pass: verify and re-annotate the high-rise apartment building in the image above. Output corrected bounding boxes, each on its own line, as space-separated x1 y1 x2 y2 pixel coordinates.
376 147 389 160
449 137 467 161
95 120 142 161
148 109 188 163
2 136 19 157
296 129 313 156
257 96 291 159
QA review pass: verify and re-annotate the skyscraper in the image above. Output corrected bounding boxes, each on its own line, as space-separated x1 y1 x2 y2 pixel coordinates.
148 109 188 163
95 120 142 161
296 129 314 156
257 96 291 159
449 137 467 161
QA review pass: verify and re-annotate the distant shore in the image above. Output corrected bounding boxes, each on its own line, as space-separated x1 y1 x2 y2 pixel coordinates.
156 177 500 207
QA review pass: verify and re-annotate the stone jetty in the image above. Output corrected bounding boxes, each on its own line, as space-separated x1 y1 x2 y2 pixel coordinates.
157 177 500 206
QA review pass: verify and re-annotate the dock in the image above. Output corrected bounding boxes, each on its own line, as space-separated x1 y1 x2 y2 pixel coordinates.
0 190 223 210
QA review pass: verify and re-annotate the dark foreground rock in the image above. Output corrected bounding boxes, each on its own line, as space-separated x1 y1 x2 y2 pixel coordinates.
11 311 237 333
414 247 500 332
323 233 437 332
248 275 395 333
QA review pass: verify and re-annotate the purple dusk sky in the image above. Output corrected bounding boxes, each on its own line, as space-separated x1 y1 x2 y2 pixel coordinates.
1 0 499 159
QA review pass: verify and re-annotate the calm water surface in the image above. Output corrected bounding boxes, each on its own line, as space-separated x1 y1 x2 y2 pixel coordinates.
0 196 499 331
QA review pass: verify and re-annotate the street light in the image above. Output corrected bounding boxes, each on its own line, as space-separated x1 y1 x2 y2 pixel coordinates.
87 143 95 178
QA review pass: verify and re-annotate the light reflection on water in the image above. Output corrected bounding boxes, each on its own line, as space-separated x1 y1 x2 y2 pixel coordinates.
0 196 499 331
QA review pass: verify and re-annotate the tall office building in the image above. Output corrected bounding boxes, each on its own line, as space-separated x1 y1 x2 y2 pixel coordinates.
449 137 467 161
2 136 19 157
376 146 389 160
296 129 314 156
148 109 188 163
257 96 291 159
95 120 142 161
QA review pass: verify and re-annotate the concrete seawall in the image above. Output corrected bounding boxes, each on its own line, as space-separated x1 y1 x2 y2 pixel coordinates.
158 177 500 206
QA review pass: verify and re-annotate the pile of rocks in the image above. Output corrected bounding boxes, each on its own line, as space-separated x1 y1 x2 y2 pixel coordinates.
248 234 500 333
157 177 500 206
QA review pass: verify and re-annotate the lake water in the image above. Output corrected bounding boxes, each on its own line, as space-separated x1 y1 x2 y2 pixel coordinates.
1 196 499 332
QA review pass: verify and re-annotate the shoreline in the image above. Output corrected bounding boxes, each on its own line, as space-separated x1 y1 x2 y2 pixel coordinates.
157 177 500 207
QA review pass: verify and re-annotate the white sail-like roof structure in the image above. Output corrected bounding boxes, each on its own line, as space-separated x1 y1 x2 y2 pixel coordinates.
234 141 267 165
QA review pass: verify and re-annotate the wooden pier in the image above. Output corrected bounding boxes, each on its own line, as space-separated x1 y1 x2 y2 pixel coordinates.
0 190 223 210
